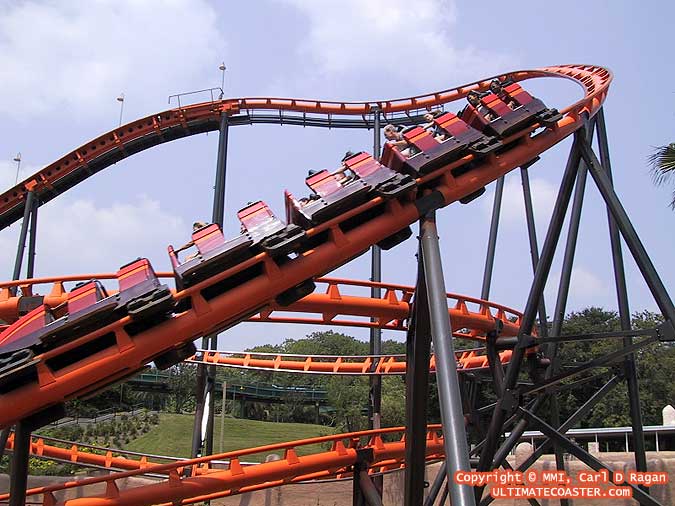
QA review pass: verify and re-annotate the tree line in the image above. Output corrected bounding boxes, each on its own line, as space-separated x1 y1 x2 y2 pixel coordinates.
72 307 673 433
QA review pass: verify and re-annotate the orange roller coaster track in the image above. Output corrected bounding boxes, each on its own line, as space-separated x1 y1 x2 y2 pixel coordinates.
1 425 445 506
0 64 623 506
190 347 512 375
0 277 525 336
0 64 609 229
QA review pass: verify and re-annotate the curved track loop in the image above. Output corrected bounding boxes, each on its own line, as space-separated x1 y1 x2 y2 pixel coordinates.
0 64 610 229
1 425 445 506
0 276 525 338
190 348 512 375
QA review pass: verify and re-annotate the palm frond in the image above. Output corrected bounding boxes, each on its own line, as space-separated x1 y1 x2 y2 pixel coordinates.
648 143 675 186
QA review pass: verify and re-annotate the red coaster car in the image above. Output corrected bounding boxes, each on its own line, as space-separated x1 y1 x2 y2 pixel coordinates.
381 117 500 176
285 169 371 228
492 79 562 128
460 83 560 137
341 151 415 197
169 223 254 291
0 258 172 392
237 201 306 257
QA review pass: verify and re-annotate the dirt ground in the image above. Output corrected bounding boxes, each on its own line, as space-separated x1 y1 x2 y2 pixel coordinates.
2 452 673 505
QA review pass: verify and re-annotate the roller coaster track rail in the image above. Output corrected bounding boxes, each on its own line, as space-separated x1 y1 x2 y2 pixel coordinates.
4 64 658 506
0 65 609 230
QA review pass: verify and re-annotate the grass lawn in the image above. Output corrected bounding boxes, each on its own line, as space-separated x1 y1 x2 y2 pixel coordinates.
126 413 336 462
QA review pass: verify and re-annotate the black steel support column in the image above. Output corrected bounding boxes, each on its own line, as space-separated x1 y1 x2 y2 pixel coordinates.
579 138 675 324
478 132 583 478
6 405 63 506
369 105 384 498
11 191 35 294
546 122 593 506
481 176 504 300
8 422 31 506
369 105 382 431
26 196 38 279
405 245 432 506
192 111 230 462
520 165 549 338
0 427 10 461
595 108 648 477
419 212 474 506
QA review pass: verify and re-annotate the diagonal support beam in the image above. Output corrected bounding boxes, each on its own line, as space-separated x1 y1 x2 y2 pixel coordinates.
595 108 648 478
578 137 675 323
519 408 664 506
480 375 623 506
521 335 659 397
478 130 584 479
520 159 549 338
423 461 447 506
517 375 622 473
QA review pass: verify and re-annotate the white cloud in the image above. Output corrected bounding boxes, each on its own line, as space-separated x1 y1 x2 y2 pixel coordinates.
278 0 514 86
0 0 224 119
544 266 612 309
0 160 37 192
483 175 557 229
0 195 186 280
568 266 610 300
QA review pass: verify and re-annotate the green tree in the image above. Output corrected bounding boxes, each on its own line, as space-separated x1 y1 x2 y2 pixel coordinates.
167 363 196 413
649 142 675 208
326 375 368 432
555 308 672 427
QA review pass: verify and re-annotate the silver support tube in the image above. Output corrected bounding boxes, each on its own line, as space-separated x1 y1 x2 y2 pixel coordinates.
420 212 475 506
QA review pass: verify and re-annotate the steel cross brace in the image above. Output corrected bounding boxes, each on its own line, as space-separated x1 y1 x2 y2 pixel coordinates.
519 408 664 506
520 334 660 397
479 375 622 506
476 129 586 486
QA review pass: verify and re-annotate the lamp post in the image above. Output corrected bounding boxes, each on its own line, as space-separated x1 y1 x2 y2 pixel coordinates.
13 153 21 184
218 63 226 99
116 93 125 126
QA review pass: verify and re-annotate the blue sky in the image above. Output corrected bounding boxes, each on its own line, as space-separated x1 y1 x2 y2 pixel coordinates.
0 0 672 348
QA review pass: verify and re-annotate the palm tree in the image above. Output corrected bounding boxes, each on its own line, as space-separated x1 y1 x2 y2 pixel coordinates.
649 143 675 208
